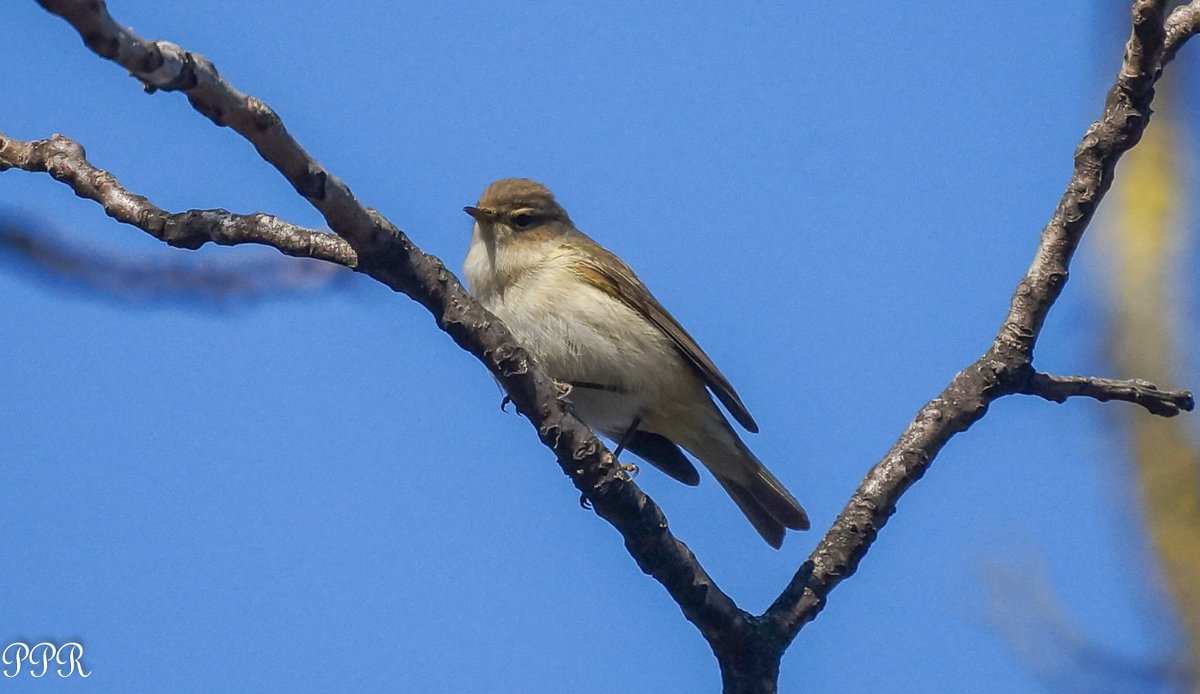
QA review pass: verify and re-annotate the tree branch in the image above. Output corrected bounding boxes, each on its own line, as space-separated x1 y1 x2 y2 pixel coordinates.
763 0 1193 648
1163 1 1200 68
1019 372 1195 417
0 135 355 264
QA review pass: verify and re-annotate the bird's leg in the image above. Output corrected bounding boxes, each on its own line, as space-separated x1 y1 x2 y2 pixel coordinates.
612 417 641 478
580 417 643 509
613 416 641 460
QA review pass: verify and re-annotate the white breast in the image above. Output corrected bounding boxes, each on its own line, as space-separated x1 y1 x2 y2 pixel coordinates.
463 228 692 436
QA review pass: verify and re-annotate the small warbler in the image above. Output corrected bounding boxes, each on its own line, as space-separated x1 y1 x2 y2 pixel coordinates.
463 178 808 547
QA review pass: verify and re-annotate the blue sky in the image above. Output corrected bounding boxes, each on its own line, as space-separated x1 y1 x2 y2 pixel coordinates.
2 1 1195 692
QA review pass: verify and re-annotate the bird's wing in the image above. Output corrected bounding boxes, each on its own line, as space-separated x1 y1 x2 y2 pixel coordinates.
569 245 759 433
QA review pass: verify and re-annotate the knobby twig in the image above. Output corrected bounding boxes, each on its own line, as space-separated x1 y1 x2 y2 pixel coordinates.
4 1 1198 692
1163 1 1200 67
1020 372 1193 417
0 137 356 264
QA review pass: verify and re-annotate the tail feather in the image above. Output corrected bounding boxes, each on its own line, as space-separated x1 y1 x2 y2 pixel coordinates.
655 394 809 547
715 476 787 549
747 467 810 531
683 420 809 546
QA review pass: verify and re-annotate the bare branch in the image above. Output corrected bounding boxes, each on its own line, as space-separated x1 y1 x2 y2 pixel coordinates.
0 134 355 265
18 0 751 655
35 0 388 254
763 0 1191 646
992 0 1167 362
1020 372 1195 417
1163 1 1200 67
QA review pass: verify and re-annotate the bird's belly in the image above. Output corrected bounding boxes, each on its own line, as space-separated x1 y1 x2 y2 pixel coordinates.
480 273 692 433
564 386 644 439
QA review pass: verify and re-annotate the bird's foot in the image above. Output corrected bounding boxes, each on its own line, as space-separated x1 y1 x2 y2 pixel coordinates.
552 380 573 400
578 463 637 510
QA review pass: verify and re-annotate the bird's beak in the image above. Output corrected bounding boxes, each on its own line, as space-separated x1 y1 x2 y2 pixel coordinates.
463 206 497 223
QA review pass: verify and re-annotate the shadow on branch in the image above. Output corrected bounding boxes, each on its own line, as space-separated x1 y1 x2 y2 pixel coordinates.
0 212 355 308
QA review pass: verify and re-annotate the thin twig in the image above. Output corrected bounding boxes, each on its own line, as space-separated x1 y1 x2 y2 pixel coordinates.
0 135 355 264
1020 372 1194 417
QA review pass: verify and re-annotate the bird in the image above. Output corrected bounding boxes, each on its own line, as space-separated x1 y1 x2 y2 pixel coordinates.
462 178 809 547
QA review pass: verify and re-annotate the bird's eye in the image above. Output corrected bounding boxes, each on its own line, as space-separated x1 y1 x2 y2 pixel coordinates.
510 213 535 230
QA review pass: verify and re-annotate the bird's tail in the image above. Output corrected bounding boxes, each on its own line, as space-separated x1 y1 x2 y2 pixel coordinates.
714 466 809 549
689 423 809 548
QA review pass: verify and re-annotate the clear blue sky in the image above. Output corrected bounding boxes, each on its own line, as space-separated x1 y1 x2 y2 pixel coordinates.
2 1 1194 691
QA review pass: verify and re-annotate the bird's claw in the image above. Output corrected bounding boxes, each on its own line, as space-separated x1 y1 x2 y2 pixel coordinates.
500 395 513 412
553 380 573 400
580 464 637 510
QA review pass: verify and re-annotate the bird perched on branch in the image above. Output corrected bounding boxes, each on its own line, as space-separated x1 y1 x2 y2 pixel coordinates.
463 178 808 547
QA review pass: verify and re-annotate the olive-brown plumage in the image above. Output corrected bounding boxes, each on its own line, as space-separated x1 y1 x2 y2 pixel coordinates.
463 178 808 547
